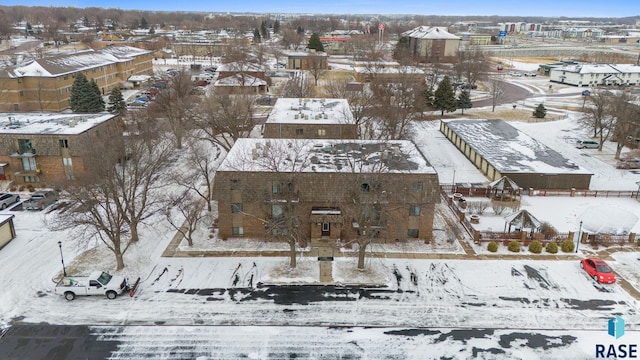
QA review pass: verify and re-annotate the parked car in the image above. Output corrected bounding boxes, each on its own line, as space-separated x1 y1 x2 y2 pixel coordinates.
459 83 477 90
616 159 640 169
23 190 58 210
204 66 218 73
524 72 537 77
581 90 591 96
193 80 209 87
576 139 599 149
0 193 20 209
496 66 504 71
580 258 616 284
509 71 523 77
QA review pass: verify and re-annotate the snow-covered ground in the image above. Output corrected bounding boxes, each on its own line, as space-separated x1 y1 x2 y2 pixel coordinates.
2 56 640 358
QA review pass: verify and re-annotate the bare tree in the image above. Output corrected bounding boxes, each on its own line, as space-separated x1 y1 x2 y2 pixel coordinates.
488 78 506 112
307 53 326 86
579 91 615 149
148 70 197 149
164 192 207 247
279 28 303 50
454 46 488 87
172 138 219 211
609 93 640 160
197 94 256 152
52 127 174 269
322 79 374 139
369 68 425 140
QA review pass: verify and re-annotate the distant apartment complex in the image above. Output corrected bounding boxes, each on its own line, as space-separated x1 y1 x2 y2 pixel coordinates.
0 46 153 112
401 26 460 63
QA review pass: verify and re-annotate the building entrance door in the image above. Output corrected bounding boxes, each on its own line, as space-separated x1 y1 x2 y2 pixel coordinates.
321 222 330 237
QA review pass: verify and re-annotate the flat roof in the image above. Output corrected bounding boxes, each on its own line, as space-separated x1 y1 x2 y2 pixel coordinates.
218 138 436 174
444 119 592 175
266 98 354 125
0 112 117 135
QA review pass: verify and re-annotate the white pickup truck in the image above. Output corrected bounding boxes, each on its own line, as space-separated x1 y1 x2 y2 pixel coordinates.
54 271 128 301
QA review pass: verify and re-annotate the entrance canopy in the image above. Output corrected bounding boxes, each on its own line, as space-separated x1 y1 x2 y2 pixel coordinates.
310 207 342 223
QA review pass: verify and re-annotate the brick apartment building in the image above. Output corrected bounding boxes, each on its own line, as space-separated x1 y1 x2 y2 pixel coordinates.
401 26 461 63
213 138 440 245
262 98 357 139
0 46 153 112
285 51 329 70
0 112 121 187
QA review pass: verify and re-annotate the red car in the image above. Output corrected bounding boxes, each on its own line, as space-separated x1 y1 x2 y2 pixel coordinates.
580 258 616 284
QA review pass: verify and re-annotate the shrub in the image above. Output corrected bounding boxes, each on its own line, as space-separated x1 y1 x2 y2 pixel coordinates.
508 240 521 252
9 186 17 192
561 239 575 253
487 241 498 252
546 241 558 254
539 222 558 240
528 240 543 254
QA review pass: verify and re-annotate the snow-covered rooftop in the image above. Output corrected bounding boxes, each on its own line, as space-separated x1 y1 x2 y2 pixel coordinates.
0 112 117 135
266 98 354 125
553 63 640 75
1 46 151 78
443 119 592 174
218 138 436 174
401 26 460 40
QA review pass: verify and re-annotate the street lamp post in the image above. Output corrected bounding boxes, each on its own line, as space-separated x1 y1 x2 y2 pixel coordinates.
575 220 583 253
635 181 640 199
58 241 67 277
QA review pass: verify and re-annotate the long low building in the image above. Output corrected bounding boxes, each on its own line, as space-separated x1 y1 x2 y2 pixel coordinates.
549 63 640 87
440 119 593 190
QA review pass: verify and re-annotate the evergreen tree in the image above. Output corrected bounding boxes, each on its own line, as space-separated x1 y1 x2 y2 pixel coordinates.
423 87 434 109
393 36 410 60
253 28 261 43
307 33 324 52
533 103 547 118
273 20 280 34
88 79 105 112
107 87 126 114
433 76 457 116
140 17 148 29
69 73 104 113
296 26 304 34
260 20 269 39
149 26 155 35
457 90 472 114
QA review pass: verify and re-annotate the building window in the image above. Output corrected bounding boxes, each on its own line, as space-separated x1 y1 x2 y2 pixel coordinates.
296 128 303 135
232 227 244 235
360 182 370 193
318 129 326 136
62 157 72 167
230 179 240 190
17 78 22 84
59 139 69 148
22 157 37 171
272 180 280 194
19 91 24 97
407 229 419 238
64 75 69 80
24 176 39 183
272 204 283 219
231 203 243 213
412 182 423 192
18 139 33 154
409 205 421 216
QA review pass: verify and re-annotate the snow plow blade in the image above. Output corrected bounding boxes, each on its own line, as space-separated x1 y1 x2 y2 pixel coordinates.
128 277 141 297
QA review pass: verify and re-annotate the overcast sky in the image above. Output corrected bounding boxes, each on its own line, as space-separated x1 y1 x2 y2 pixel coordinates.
4 0 639 18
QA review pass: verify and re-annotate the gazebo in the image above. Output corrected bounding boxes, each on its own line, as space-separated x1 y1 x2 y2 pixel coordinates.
504 209 542 234
488 176 521 201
